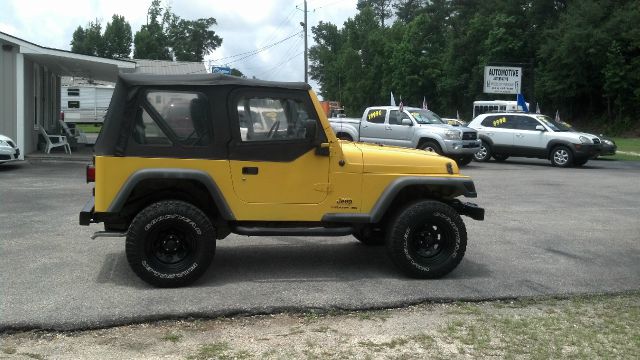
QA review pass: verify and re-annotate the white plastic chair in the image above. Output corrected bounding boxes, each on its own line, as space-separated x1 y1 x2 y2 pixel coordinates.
38 126 71 154
59 120 88 144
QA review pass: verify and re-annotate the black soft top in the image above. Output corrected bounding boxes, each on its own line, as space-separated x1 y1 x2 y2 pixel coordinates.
95 74 311 155
117 73 311 89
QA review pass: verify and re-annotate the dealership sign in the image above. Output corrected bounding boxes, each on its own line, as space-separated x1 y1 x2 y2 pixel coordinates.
484 66 522 94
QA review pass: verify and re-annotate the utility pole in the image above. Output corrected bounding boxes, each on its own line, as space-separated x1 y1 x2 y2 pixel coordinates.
303 0 308 83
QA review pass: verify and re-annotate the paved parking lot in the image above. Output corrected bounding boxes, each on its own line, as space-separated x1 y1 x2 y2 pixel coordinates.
1 158 639 330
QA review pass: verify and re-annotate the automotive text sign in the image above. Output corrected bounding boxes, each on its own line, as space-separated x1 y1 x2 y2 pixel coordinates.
484 66 522 94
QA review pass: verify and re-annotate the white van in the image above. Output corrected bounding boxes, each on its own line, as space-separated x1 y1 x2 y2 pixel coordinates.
472 100 529 119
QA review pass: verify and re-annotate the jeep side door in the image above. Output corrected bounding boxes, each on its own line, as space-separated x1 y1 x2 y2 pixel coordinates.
359 108 388 144
228 89 330 204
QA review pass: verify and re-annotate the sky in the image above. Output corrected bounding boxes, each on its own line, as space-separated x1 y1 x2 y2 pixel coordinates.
0 0 358 90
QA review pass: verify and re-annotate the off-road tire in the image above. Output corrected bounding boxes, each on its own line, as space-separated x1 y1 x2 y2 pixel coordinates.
456 155 473 167
386 200 467 278
550 146 573 167
126 200 216 287
473 141 492 162
420 141 442 155
492 154 509 162
353 227 385 246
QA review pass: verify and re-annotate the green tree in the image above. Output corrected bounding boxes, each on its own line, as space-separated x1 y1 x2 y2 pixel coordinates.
70 20 104 57
133 0 171 59
167 18 223 62
357 0 393 27
102 14 132 59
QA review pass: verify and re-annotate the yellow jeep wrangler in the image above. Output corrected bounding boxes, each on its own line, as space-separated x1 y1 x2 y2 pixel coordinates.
80 74 484 287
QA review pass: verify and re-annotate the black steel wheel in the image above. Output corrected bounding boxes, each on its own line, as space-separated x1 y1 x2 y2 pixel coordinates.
386 200 467 278
126 200 216 287
473 141 492 162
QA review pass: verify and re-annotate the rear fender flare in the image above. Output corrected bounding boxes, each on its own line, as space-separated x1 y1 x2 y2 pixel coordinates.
107 168 235 220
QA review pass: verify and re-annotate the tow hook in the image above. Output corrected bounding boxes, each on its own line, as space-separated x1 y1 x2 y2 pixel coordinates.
449 200 485 221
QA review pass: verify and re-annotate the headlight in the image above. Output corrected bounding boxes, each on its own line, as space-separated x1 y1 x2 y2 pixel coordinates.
578 136 591 144
602 139 613 145
0 140 8 146
444 130 462 140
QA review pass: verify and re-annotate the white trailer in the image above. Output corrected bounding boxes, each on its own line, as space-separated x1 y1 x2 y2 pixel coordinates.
60 84 114 123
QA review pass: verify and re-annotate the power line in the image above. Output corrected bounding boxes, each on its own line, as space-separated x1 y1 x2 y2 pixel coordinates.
210 30 302 65
257 51 304 80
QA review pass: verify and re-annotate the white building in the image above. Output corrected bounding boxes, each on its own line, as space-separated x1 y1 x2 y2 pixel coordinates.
0 31 135 159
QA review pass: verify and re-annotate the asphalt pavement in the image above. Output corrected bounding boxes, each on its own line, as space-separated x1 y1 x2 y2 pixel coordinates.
1 157 639 330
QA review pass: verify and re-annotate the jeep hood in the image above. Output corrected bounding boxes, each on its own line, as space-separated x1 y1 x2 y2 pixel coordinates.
353 142 457 175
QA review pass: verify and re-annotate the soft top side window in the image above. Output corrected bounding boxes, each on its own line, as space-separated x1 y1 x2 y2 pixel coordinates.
236 96 310 142
133 91 211 147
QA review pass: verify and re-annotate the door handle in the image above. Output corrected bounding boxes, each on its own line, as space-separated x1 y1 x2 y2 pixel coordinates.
242 167 259 175
515 134 524 138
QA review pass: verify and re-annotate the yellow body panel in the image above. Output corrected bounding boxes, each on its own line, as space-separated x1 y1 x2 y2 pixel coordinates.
94 89 469 222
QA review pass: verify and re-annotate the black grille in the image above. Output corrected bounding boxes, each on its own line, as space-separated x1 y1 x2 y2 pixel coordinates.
0 155 11 160
592 138 600 144
462 132 477 140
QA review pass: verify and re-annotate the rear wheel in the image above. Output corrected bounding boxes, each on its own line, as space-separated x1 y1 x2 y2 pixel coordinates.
473 141 492 162
420 141 442 155
551 146 573 167
386 200 467 278
126 200 216 287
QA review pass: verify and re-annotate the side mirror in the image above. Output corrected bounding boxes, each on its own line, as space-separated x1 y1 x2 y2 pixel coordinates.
305 119 317 141
535 125 545 131
401 118 413 126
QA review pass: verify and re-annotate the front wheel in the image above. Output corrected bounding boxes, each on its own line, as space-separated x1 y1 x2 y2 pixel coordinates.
473 141 492 162
550 146 573 167
420 141 442 155
126 200 216 287
386 200 467 278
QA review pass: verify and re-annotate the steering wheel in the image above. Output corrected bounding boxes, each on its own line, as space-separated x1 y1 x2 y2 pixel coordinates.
267 121 280 139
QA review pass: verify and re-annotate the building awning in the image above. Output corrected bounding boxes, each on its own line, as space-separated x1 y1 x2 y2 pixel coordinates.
1 31 135 81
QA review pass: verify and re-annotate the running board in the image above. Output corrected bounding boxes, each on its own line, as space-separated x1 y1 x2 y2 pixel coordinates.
91 231 127 239
232 226 354 237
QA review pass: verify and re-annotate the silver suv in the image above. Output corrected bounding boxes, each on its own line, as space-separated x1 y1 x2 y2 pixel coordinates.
467 113 602 167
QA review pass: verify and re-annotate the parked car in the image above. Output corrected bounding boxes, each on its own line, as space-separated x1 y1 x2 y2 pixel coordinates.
329 106 481 166
0 134 20 164
467 112 602 167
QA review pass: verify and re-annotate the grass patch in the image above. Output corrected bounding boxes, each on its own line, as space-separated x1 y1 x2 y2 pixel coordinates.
74 123 102 134
161 331 182 343
1 346 17 354
600 137 640 161
188 342 250 360
439 293 640 358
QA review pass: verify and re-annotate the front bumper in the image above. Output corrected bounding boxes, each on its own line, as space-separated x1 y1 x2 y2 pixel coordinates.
0 146 19 162
442 139 482 155
600 143 617 156
571 143 601 159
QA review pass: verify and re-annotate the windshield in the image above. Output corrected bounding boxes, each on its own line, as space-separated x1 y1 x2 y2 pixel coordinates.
408 109 445 124
536 115 572 132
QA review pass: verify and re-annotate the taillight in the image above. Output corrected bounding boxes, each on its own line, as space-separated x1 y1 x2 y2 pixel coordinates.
86 163 95 183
